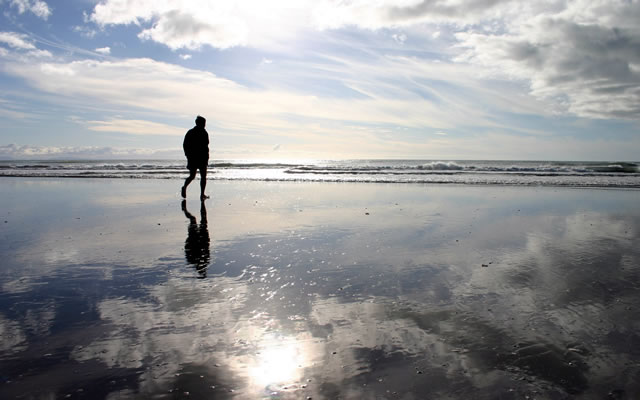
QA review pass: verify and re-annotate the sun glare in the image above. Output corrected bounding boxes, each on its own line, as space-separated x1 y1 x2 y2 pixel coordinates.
248 338 307 391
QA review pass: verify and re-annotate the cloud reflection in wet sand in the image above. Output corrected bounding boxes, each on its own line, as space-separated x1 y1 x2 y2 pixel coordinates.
0 180 639 399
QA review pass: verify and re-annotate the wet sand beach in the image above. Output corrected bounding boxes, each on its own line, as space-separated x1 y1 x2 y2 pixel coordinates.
1 178 639 399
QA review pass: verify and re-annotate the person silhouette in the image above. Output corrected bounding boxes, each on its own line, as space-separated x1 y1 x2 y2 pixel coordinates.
181 115 210 200
182 200 210 278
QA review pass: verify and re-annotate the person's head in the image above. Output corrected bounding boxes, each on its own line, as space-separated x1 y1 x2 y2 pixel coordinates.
195 115 206 128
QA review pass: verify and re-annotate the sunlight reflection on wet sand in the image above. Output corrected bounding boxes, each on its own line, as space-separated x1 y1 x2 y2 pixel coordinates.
0 179 639 399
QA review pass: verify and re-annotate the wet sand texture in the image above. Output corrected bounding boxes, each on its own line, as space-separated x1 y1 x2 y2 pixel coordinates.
1 178 639 399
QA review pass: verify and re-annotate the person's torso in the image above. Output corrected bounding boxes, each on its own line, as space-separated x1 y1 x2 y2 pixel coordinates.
185 127 209 158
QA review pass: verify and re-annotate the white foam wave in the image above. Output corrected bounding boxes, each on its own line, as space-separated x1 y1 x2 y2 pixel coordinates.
417 161 464 171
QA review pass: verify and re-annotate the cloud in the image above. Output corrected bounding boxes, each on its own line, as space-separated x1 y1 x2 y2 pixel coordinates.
91 1 250 50
137 9 247 50
179 53 191 60
95 46 111 55
0 32 50 58
310 0 513 30
2 55 463 132
310 0 640 120
6 47 616 159
85 1 640 120
0 97 32 119
0 31 36 50
2 0 638 160
92 0 480 45
73 25 98 38
392 32 407 44
27 49 52 58
0 143 179 159
453 1 640 120
86 118 184 136
90 0 321 52
8 0 51 20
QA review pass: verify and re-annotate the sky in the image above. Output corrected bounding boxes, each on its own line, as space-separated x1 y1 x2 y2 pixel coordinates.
0 0 639 160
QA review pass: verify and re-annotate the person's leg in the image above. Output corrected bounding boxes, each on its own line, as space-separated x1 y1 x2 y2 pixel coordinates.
182 168 197 198
199 164 209 200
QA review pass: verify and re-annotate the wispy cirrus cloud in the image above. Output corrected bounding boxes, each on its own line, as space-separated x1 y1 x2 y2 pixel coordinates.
0 97 32 119
313 0 640 120
86 118 184 136
85 0 640 121
4 34 621 159
3 49 552 160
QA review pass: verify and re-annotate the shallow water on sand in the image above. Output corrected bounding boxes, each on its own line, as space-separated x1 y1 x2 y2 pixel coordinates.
1 179 639 399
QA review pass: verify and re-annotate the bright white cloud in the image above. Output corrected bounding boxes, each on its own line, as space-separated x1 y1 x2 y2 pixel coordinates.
91 0 251 49
9 0 51 19
86 0 640 120
27 49 52 58
91 0 159 25
137 9 247 50
0 33 50 57
90 0 334 51
179 53 191 60
95 46 111 55
0 31 36 50
453 0 640 120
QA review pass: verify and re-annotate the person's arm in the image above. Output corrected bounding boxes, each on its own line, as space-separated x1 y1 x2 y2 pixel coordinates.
205 130 210 158
183 131 192 157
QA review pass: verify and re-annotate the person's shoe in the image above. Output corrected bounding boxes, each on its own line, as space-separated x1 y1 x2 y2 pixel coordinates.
181 186 187 198
200 194 210 201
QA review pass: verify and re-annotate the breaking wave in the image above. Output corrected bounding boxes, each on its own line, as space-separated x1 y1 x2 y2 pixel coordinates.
0 159 638 188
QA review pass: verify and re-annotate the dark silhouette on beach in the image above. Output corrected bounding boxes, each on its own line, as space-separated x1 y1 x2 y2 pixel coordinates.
182 200 210 278
181 115 210 200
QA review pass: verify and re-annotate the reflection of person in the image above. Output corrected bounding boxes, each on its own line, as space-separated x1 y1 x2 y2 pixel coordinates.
181 115 210 200
182 200 210 278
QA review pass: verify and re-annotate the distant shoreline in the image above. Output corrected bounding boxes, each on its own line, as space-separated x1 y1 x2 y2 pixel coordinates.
1 159 639 188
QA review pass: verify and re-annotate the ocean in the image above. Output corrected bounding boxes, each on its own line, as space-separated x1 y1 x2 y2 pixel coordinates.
1 159 639 187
